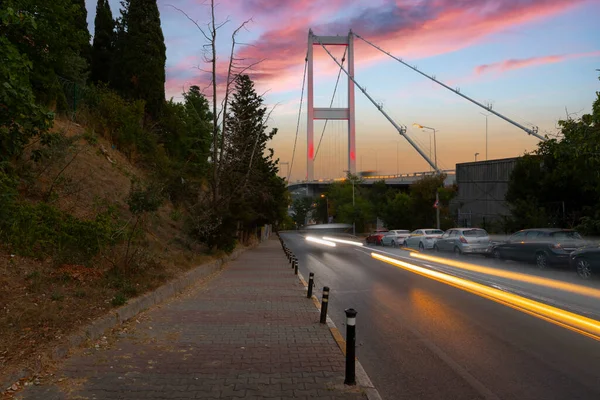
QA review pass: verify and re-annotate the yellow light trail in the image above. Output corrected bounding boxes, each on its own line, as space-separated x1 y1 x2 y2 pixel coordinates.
410 252 600 300
372 252 600 341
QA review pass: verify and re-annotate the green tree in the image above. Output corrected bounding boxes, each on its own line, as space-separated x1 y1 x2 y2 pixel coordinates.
187 75 288 250
3 0 90 107
72 0 91 69
113 0 166 118
91 0 114 84
224 75 287 229
291 197 313 228
324 175 373 232
407 174 444 228
0 6 53 162
381 192 413 229
506 77 600 233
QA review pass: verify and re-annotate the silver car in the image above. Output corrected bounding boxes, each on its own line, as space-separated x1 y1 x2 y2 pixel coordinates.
381 230 411 247
434 228 491 255
404 229 444 250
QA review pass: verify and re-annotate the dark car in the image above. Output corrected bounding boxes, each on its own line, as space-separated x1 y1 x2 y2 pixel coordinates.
489 228 586 269
366 229 389 245
570 245 600 279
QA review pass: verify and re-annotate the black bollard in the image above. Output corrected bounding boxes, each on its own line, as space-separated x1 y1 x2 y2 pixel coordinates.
294 258 298 275
320 287 330 324
307 273 314 298
344 308 358 385
292 256 297 269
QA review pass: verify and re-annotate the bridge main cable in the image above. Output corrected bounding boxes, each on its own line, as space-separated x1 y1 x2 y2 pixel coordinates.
314 35 440 173
352 32 545 141
288 51 309 181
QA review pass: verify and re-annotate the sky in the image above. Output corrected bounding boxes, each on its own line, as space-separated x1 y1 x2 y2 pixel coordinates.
85 0 600 181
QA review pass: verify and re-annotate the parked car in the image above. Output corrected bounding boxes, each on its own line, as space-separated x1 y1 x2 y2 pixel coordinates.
404 229 444 251
381 230 411 247
570 245 600 279
434 228 490 255
366 229 389 245
489 228 586 269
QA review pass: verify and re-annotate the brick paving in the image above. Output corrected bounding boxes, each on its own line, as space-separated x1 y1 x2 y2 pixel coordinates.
17 238 367 400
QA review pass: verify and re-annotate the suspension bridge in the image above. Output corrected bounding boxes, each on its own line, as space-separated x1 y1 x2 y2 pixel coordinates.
285 30 545 194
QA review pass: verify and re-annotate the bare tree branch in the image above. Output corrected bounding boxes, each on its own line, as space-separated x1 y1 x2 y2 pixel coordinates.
166 4 211 42
217 18 254 184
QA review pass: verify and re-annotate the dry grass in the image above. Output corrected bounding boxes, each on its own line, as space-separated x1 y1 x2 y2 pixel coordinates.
0 117 228 388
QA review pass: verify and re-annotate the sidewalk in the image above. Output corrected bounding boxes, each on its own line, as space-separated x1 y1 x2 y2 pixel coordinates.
16 238 368 400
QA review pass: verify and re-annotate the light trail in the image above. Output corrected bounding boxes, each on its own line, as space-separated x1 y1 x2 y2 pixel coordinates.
322 237 364 246
409 252 600 300
372 252 600 341
306 236 337 247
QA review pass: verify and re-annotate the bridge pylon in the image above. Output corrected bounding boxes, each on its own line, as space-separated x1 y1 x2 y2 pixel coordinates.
307 29 355 181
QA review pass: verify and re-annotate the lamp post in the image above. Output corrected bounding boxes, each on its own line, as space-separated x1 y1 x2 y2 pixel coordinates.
480 112 489 161
412 123 437 171
475 152 479 162
413 123 440 229
396 141 399 175
321 194 329 223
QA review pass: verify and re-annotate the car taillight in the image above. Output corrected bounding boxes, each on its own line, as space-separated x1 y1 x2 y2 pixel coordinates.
459 236 467 243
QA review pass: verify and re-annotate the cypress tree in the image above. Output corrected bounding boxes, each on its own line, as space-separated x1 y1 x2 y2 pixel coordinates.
113 0 166 118
72 0 92 70
91 0 115 84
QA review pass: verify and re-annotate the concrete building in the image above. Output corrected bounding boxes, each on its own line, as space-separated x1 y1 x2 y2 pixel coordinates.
452 157 519 231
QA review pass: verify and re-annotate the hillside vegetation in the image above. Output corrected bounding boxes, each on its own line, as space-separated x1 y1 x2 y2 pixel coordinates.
1 0 289 382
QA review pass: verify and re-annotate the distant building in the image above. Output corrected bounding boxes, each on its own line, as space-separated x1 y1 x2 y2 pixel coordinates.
452 157 519 231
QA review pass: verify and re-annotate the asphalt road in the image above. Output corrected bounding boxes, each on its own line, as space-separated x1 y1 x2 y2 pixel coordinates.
281 231 600 400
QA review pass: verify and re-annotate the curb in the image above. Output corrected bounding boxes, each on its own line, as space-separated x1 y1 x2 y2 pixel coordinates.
2 243 257 391
298 271 383 400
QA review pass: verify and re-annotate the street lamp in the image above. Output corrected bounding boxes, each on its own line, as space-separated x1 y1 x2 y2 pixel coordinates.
480 112 489 161
321 194 329 223
413 123 437 171
413 123 440 229
396 141 399 175
475 152 479 162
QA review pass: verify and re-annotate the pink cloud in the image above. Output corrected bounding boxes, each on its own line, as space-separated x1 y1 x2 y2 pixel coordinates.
475 51 600 75
165 0 587 96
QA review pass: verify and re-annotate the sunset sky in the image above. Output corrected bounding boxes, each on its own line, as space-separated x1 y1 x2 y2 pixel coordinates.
87 0 600 181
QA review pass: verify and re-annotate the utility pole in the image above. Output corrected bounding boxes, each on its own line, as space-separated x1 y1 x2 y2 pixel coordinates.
480 112 489 160
435 191 440 230
396 141 399 175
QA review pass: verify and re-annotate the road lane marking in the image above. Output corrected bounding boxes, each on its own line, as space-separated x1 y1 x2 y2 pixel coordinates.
371 252 600 342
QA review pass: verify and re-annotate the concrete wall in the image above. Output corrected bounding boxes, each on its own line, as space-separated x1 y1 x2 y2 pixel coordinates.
452 157 518 230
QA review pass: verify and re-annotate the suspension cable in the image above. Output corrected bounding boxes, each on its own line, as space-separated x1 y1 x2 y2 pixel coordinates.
314 47 348 162
352 32 545 141
288 52 308 181
314 36 440 172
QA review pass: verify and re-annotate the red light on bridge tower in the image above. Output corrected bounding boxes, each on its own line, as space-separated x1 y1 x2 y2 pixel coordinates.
307 29 356 181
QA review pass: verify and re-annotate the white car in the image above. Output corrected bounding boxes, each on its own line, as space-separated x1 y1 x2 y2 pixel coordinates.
404 229 444 251
381 230 411 247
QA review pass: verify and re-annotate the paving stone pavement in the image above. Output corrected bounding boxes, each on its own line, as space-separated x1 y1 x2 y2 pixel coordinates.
16 238 367 400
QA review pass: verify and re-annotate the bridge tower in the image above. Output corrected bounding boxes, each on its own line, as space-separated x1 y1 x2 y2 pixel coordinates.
307 29 356 181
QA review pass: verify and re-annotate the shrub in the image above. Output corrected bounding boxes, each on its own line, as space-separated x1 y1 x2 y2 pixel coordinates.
0 190 119 265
